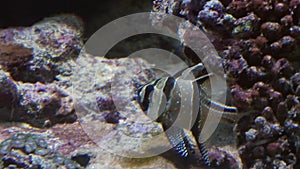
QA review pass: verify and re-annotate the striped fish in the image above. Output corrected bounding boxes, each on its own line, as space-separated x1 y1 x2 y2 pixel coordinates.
137 63 238 167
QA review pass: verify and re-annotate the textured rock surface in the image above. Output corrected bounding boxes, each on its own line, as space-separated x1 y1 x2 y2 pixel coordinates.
0 15 82 128
0 122 181 169
0 132 84 168
0 70 18 121
0 69 76 128
0 14 83 83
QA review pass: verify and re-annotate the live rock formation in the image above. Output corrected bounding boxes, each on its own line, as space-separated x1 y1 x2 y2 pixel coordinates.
153 0 300 168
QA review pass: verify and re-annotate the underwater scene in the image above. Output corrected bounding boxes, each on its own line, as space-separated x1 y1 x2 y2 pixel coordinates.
0 0 299 168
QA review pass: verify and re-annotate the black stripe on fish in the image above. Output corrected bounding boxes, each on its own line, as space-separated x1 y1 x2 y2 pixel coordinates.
200 96 239 124
155 77 179 128
137 78 160 111
162 77 176 102
201 96 237 113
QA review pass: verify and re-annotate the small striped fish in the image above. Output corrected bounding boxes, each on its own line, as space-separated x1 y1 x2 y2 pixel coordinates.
137 63 238 167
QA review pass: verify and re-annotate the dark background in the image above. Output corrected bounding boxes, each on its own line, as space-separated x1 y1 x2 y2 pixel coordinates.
0 0 152 37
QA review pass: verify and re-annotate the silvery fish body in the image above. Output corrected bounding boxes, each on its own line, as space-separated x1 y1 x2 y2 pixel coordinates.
137 63 238 167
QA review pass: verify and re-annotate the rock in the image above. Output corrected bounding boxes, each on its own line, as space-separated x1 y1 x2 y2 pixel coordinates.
0 70 19 120
0 14 83 83
0 131 84 168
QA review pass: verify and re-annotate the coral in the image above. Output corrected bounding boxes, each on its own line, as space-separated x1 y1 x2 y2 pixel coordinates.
233 83 300 168
291 73 300 96
0 132 84 168
260 22 282 41
284 103 300 165
0 14 83 83
232 13 260 39
237 112 299 168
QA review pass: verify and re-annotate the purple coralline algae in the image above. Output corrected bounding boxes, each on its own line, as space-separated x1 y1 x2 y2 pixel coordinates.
208 146 240 168
18 82 76 127
0 15 83 83
0 15 82 128
0 68 76 128
153 0 300 168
